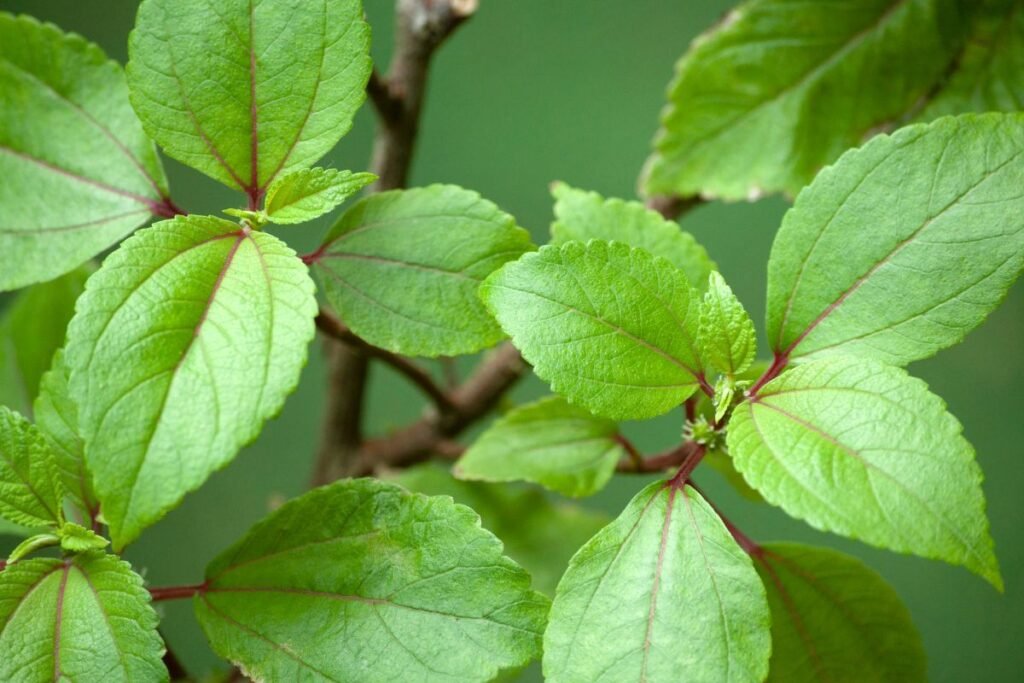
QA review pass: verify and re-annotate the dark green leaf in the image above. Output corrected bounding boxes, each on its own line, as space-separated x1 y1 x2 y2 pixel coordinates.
455 396 624 497
544 481 771 682
127 0 370 192
0 553 167 682
196 479 549 682
66 216 317 549
729 357 1001 587
756 543 926 683
644 0 966 200
0 14 169 291
481 241 705 420
0 266 90 416
316 184 534 356
390 464 610 596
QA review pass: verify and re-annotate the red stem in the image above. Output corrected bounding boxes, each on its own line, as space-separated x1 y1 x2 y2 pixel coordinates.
149 583 206 602
748 351 789 397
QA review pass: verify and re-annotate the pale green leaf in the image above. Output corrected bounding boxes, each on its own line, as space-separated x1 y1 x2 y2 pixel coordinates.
550 182 715 289
127 0 370 192
700 271 757 375
388 464 610 596
0 553 167 682
316 184 534 357
544 481 771 683
728 357 1001 587
766 114 1024 365
195 479 550 682
58 522 109 554
644 0 965 200
8 533 60 564
756 543 926 683
919 0 1024 120
65 216 317 549
0 406 64 528
35 350 97 519
0 266 91 416
481 240 705 420
0 14 169 291
455 396 624 498
264 167 376 224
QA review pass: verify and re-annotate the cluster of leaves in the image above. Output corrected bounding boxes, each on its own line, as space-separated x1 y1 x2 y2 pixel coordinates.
0 0 1021 681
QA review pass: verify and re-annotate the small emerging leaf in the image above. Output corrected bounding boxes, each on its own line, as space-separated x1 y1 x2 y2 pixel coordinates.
66 216 317 549
456 396 625 497
0 406 64 528
316 184 534 357
729 357 1002 588
7 532 60 564
263 167 376 224
700 271 757 376
0 554 167 682
544 481 771 682
482 241 705 420
757 543 926 682
196 479 550 682
58 522 109 553
550 182 715 289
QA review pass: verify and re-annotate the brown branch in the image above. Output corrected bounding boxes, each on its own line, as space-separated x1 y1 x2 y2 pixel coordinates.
315 309 455 415
313 0 479 485
350 343 525 476
616 441 694 474
645 194 705 221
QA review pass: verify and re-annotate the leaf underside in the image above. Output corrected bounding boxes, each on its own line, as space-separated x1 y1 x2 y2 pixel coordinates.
0 13 166 291
0 406 64 529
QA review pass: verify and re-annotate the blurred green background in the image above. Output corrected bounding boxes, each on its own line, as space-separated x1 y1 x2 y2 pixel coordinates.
1 0 1021 680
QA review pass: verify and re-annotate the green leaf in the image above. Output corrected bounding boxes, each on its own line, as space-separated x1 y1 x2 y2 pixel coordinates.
263 167 376 224
766 113 1024 365
919 0 1024 120
58 522 109 554
0 14 169 292
544 481 771 682
0 406 64 528
550 182 715 289
7 532 60 564
643 0 966 200
455 396 624 497
65 216 317 549
316 184 535 356
756 543 926 683
388 464 610 596
700 271 757 376
0 553 167 682
0 265 91 416
481 240 705 420
35 350 97 518
728 356 1001 588
195 479 550 682
127 0 370 193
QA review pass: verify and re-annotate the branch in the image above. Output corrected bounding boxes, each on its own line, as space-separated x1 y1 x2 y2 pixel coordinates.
645 194 705 221
149 583 205 602
616 440 694 474
315 309 455 415
350 343 525 475
313 0 478 485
